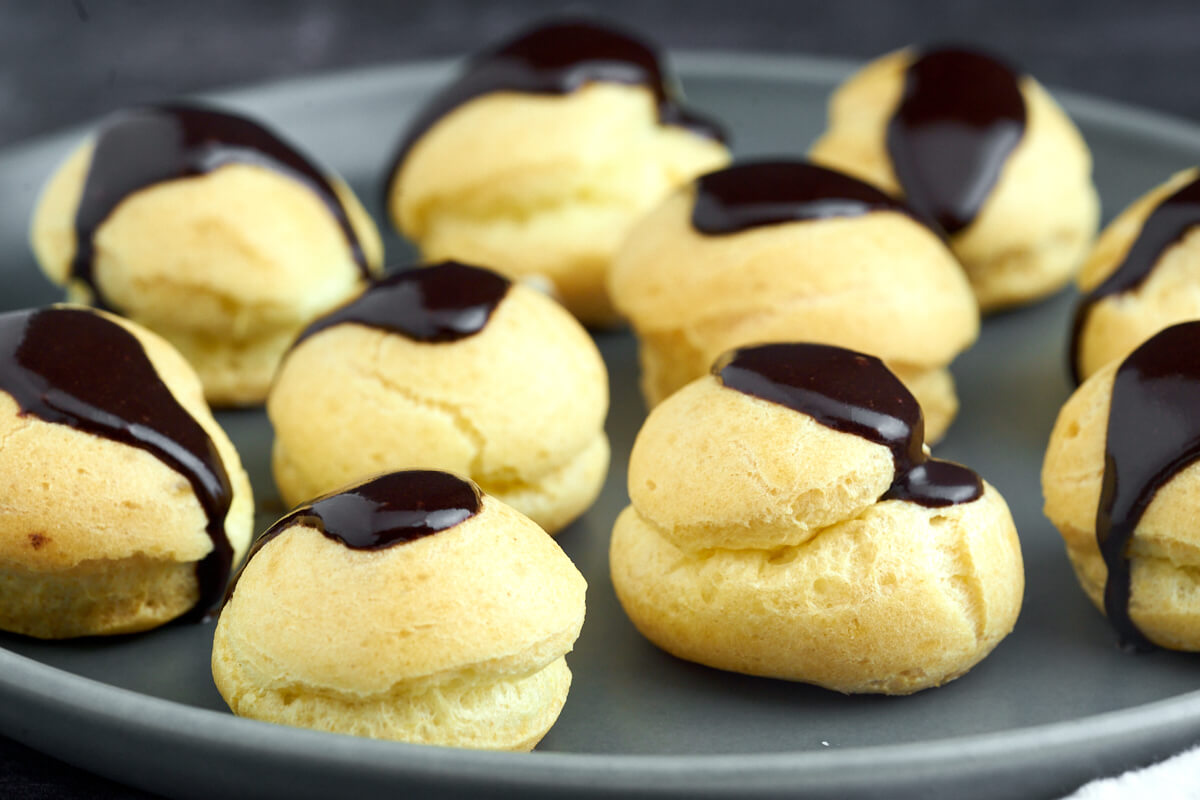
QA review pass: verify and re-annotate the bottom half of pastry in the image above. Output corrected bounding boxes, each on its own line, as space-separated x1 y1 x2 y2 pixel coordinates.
213 643 573 751
609 485 1023 695
1056 517 1200 652
0 556 202 639
955 222 1093 314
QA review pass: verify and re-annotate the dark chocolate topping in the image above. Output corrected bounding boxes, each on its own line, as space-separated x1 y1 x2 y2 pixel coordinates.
1096 321 1200 651
690 160 922 235
72 104 368 311
1070 174 1200 384
292 261 511 349
385 19 725 191
0 307 234 619
714 343 982 508
886 47 1026 236
226 471 482 602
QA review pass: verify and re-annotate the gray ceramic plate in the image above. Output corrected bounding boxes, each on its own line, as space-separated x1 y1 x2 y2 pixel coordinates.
0 53 1198 800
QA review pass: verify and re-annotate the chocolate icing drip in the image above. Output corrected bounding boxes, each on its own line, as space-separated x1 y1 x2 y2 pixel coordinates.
385 19 725 191
292 261 511 349
690 160 921 235
714 343 982 508
1070 175 1200 384
1096 322 1200 651
71 104 368 310
227 471 482 602
886 47 1026 236
0 307 234 619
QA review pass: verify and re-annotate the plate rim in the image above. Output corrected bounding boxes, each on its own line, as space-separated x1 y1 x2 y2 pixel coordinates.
3 48 1200 798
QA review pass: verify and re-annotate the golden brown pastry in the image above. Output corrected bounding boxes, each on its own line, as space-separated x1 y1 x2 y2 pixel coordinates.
30 103 384 406
610 342 1024 694
212 470 586 749
268 261 609 534
1071 168 1200 383
1044 321 1200 651
810 46 1099 311
0 305 254 638
385 19 730 324
608 159 978 442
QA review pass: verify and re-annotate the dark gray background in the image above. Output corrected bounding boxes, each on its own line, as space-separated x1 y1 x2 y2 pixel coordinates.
3 1 1200 797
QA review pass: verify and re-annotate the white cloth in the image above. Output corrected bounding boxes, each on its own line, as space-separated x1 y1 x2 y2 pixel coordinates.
1065 746 1200 799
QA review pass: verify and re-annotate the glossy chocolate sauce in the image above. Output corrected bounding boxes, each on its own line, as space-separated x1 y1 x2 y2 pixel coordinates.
886 47 1026 236
292 261 511 349
690 160 921 235
385 19 725 191
226 471 482 602
0 307 234 619
72 104 368 310
714 343 982 507
1069 175 1200 384
1096 322 1200 651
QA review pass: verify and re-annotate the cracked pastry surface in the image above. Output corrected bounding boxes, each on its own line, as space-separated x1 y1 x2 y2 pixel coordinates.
607 160 978 442
268 262 609 534
0 306 254 638
29 104 384 406
1071 168 1200 383
810 47 1099 311
212 471 586 749
1043 322 1200 650
609 343 1023 694
385 19 730 324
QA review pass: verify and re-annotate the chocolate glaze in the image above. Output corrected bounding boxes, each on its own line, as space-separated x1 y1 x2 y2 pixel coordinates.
1070 175 1200 384
226 471 482 602
886 47 1026 236
292 261 511 349
72 104 368 311
1096 322 1200 651
714 343 982 508
385 19 725 194
0 307 234 619
690 160 923 235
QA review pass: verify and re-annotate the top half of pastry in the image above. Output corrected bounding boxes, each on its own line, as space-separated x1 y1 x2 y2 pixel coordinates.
219 470 586 693
609 159 979 370
30 103 384 335
1070 168 1200 383
627 342 995 553
270 261 609 470
0 305 253 580
385 18 731 238
809 46 1099 311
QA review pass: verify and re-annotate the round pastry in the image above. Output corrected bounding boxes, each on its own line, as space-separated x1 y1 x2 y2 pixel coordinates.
1070 168 1200 383
610 342 1024 695
268 261 609 534
0 305 254 638
607 159 979 442
1043 322 1200 651
385 19 731 324
212 470 586 749
809 46 1099 311
30 103 384 406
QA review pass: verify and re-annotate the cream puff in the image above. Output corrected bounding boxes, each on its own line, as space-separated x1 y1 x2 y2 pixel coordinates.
608 159 979 442
30 103 384 406
212 470 586 749
1071 168 1200 383
268 261 609 534
810 46 1099 311
385 19 730 324
610 342 1024 694
0 305 254 638
1044 321 1200 651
